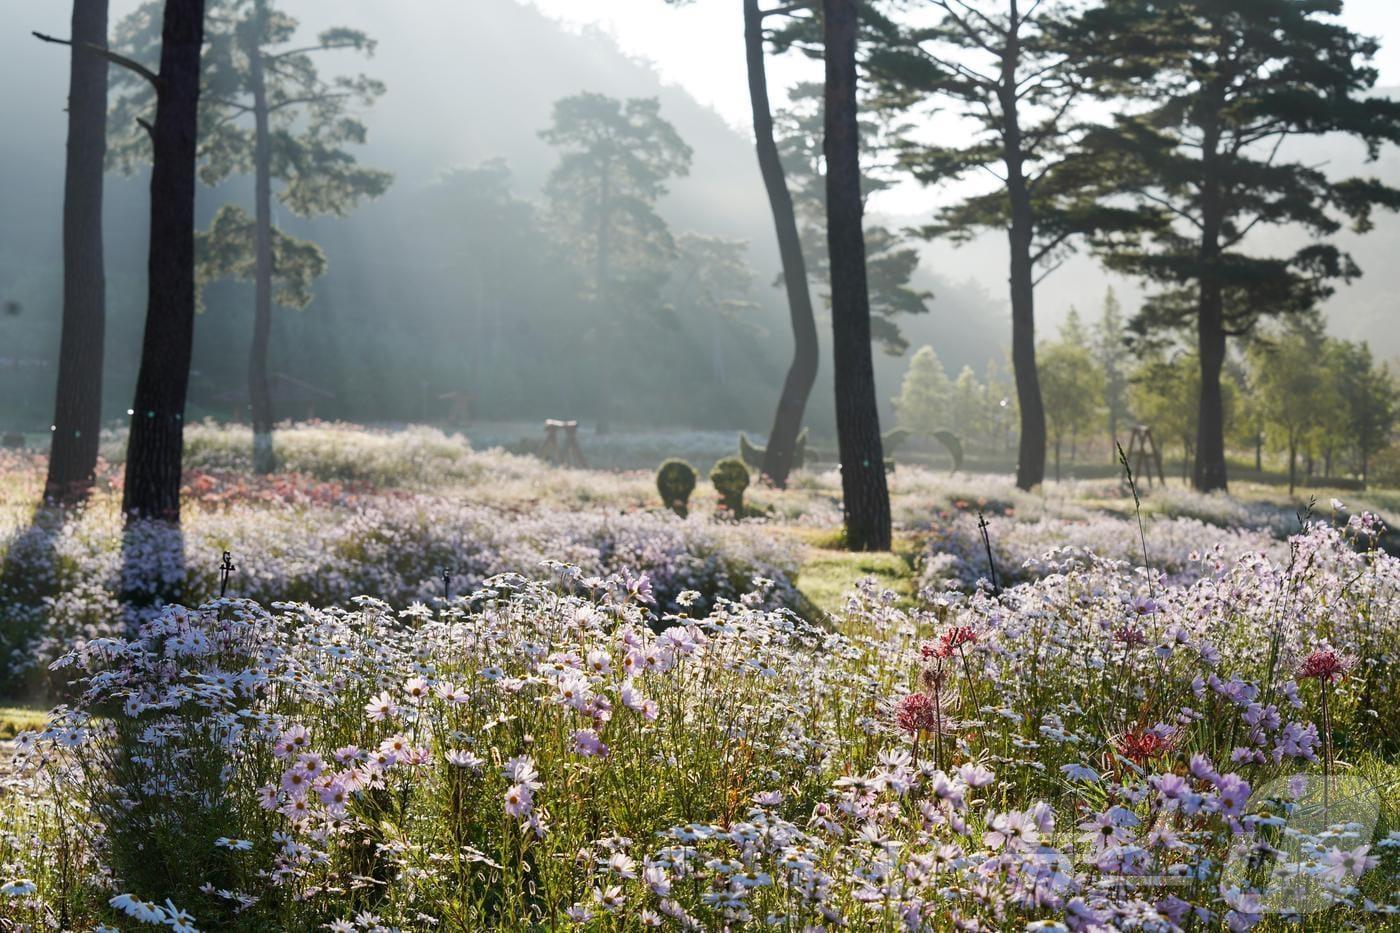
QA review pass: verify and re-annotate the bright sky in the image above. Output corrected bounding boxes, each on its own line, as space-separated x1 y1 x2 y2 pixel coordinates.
528 0 1400 131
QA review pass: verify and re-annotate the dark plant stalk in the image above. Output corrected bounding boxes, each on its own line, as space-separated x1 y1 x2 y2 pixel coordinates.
977 511 999 595
1116 442 1152 598
218 550 236 598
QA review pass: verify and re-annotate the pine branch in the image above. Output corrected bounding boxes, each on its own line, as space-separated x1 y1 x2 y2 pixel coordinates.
264 41 367 61
33 31 161 91
760 1 814 18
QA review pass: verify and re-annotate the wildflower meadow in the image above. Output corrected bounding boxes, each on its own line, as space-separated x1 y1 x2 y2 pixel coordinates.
0 425 1397 931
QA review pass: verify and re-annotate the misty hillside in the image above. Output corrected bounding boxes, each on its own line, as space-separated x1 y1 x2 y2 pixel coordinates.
0 0 1008 436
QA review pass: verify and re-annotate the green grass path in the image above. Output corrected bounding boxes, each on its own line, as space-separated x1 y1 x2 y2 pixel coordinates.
789 529 920 618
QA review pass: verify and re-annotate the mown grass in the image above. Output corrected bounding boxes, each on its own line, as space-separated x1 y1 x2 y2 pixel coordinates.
0 704 48 740
790 527 920 616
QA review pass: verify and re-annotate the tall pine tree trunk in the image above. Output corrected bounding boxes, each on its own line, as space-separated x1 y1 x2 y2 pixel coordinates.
248 0 275 473
1195 285 1228 491
1000 13 1045 493
824 0 890 551
121 0 206 523
44 0 109 507
1193 115 1228 492
748 0 817 488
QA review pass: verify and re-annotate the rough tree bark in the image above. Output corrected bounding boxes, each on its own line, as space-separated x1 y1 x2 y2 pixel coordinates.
248 0 276 473
121 0 207 523
1000 2 1046 492
824 0 890 551
1193 96 1229 492
747 0 818 488
43 0 110 506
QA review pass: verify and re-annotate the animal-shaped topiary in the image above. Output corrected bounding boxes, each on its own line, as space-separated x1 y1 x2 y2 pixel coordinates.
709 457 750 518
656 459 698 517
738 428 808 473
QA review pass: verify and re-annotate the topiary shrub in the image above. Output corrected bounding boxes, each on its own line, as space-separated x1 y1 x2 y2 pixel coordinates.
709 457 750 519
656 459 698 517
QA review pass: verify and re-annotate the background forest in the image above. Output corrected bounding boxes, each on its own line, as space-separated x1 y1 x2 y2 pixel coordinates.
3 0 1393 459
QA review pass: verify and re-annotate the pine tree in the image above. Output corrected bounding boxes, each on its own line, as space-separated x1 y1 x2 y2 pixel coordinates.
893 345 953 436
121 0 207 523
1072 0 1400 492
37 1 110 506
1039 340 1103 481
540 92 692 431
660 0 819 486
1095 287 1130 453
110 0 391 473
825 0 891 550
866 0 1137 491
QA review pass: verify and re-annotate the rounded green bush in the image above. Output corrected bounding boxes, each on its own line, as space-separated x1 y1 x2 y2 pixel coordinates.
709 457 750 518
656 459 698 517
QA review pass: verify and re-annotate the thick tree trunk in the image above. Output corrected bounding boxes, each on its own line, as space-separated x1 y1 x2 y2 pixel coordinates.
823 0 890 551
1254 433 1262 472
1000 12 1045 493
1194 291 1228 491
1054 437 1061 482
748 0 818 488
248 0 275 473
120 0 206 523
43 0 109 507
1193 109 1228 492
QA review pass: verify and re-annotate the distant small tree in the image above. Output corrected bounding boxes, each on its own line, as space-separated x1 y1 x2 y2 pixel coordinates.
1327 339 1397 485
893 345 952 437
1039 340 1102 481
1059 307 1090 349
948 365 988 447
1249 329 1335 496
1095 288 1130 452
1129 350 1200 482
419 160 555 392
111 0 391 473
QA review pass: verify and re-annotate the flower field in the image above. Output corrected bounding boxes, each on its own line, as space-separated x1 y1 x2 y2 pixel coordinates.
1 425 1397 930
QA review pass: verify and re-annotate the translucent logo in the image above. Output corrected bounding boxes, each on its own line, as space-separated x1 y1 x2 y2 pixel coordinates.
1220 771 1383 917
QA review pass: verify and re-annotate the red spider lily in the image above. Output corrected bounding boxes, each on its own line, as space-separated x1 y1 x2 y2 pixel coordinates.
1298 648 1352 684
895 693 939 735
922 626 978 660
1115 727 1175 765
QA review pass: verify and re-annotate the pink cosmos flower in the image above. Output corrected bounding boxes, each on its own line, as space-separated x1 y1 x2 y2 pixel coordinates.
402 677 429 704
571 729 610 758
364 691 397 722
